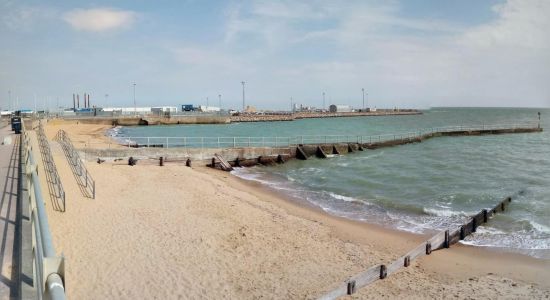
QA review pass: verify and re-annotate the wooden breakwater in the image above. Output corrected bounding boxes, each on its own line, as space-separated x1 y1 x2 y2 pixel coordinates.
319 195 515 299
207 126 542 171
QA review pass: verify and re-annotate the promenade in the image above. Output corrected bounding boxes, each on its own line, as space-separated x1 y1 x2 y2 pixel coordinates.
0 122 33 299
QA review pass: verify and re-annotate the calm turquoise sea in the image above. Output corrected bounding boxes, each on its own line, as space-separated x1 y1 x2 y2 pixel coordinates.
115 108 550 258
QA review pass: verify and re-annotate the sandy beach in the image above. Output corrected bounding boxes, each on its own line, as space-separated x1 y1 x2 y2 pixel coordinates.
30 122 550 299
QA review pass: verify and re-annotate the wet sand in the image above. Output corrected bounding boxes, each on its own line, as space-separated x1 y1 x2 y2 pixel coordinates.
31 122 550 299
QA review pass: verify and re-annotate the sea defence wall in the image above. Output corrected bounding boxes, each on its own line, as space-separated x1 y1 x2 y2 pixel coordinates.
48 115 231 126
79 126 542 166
52 109 420 125
230 110 421 122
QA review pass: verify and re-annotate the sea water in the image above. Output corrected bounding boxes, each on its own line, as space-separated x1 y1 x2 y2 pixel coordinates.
115 108 550 258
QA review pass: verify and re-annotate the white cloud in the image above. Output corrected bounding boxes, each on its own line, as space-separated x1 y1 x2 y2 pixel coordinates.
219 0 550 108
63 8 137 32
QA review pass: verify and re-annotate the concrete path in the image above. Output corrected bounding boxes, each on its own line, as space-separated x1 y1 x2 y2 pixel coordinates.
0 123 34 299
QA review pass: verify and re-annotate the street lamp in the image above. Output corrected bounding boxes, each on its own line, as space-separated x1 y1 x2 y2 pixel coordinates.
241 81 246 111
218 94 222 110
8 90 11 111
322 92 325 111
105 94 109 108
133 83 136 115
362 88 365 111
290 97 293 112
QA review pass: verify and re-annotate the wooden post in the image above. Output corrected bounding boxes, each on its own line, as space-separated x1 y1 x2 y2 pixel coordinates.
472 217 477 233
235 157 241 167
159 156 164 166
404 255 410 267
426 242 432 255
347 280 356 295
277 154 284 164
380 265 387 279
186 158 191 167
211 157 216 168
483 209 488 223
460 226 465 240
444 230 450 248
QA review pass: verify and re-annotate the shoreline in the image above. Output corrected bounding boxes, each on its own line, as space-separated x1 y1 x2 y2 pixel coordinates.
201 166 550 288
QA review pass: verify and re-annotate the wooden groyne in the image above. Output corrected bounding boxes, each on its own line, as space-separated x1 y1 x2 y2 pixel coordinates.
319 195 515 299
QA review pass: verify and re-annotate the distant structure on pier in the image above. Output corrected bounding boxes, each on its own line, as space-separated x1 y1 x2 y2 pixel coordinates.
329 104 353 113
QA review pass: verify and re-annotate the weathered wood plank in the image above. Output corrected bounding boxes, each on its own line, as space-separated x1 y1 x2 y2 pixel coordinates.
352 264 383 288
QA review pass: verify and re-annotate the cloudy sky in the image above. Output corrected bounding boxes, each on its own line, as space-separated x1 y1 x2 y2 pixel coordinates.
1 0 549 111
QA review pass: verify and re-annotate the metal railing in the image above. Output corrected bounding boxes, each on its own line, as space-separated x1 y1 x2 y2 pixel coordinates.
21 120 66 299
107 122 539 149
55 130 96 199
36 121 66 212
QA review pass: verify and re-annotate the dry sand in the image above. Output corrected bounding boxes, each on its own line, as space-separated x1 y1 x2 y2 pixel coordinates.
28 123 550 299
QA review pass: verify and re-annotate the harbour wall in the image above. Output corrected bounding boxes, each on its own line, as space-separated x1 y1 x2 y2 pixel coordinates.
80 127 542 167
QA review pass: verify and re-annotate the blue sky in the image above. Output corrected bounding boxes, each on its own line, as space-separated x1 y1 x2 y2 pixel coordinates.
1 0 549 111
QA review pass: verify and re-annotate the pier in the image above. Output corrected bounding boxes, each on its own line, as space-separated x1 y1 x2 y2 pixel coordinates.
79 123 543 168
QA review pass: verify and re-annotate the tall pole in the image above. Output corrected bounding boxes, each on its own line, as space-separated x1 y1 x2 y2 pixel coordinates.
218 94 221 110
362 88 365 110
105 94 109 108
241 81 246 112
206 96 209 107
322 92 325 111
290 97 293 112
133 83 136 115
8 90 11 111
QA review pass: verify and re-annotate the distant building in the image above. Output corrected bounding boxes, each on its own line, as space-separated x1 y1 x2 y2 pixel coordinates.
329 105 352 113
152 106 177 113
244 105 256 113
198 105 221 112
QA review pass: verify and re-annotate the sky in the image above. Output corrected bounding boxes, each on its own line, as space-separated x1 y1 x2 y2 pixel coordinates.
1 0 549 111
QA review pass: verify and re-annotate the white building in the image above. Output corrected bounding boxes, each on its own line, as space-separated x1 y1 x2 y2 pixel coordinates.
198 105 221 112
329 105 352 113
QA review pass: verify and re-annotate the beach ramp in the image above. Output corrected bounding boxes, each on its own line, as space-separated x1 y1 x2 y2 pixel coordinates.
213 153 234 171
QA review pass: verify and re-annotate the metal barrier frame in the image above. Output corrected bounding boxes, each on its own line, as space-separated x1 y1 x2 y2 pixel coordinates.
36 121 66 212
21 120 66 299
55 130 95 199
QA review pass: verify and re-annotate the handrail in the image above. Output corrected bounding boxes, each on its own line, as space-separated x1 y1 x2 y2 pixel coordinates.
55 130 95 199
108 122 539 149
36 121 66 211
21 119 66 299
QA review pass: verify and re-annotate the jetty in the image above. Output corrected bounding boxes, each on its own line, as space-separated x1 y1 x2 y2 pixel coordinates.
80 123 543 169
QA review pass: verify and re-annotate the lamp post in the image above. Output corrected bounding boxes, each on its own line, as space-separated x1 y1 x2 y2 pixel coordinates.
105 94 109 108
133 83 136 115
241 81 246 112
362 88 365 111
322 92 325 111
218 94 221 110
8 90 11 111
290 97 293 112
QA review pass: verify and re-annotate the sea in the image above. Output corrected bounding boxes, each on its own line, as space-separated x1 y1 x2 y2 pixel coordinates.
112 108 550 259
